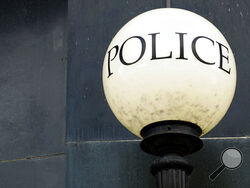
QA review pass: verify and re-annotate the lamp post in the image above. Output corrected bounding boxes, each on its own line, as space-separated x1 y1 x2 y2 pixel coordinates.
102 8 236 187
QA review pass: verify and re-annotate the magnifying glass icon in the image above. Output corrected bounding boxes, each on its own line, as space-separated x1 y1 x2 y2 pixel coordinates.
209 148 243 181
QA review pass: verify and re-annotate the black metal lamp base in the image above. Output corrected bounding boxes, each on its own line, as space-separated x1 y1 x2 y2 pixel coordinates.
140 120 203 188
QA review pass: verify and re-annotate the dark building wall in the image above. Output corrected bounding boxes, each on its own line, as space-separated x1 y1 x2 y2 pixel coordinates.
0 0 67 187
67 0 250 188
0 0 249 187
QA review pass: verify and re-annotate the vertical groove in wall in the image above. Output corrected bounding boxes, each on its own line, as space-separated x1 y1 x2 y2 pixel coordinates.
166 0 171 7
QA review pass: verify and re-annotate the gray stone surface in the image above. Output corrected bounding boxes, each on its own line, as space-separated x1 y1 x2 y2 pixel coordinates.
67 138 250 188
0 0 66 160
0 1 67 188
0 155 66 188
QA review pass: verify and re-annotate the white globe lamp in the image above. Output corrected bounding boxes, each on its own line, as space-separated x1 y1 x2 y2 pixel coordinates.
102 8 236 188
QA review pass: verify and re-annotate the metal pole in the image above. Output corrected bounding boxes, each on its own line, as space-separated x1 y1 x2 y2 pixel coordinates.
151 154 192 188
140 121 203 188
